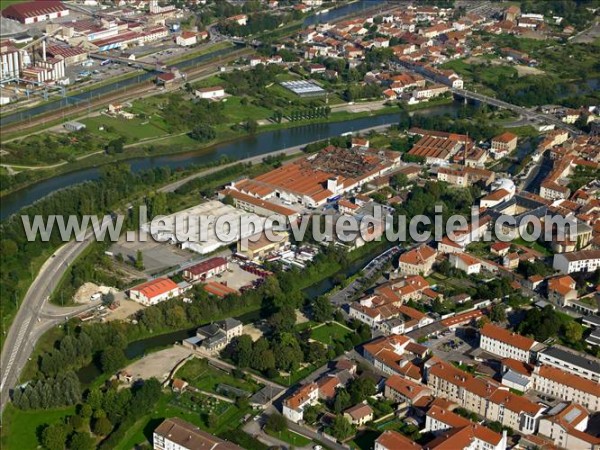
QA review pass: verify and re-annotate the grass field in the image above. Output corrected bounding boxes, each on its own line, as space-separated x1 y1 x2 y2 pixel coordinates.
265 428 312 446
81 114 169 142
222 97 273 122
0 404 76 450
0 0 28 8
310 321 352 345
175 358 261 395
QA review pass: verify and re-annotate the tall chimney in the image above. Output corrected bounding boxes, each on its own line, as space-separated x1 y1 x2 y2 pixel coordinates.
42 39 47 62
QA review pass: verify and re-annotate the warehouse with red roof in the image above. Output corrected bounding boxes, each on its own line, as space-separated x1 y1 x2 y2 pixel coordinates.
2 1 69 24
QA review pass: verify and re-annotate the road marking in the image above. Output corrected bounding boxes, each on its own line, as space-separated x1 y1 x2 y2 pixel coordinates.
1 316 31 391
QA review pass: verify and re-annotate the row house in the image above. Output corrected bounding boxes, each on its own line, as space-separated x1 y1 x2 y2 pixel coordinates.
479 323 538 363
426 360 544 434
536 345 600 383
425 405 507 450
532 365 600 411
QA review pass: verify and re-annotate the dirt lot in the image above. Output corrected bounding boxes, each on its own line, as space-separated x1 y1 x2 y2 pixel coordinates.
105 298 144 322
465 56 545 77
73 282 119 304
122 345 192 382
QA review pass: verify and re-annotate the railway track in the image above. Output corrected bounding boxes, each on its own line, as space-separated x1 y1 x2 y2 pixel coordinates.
1 48 252 136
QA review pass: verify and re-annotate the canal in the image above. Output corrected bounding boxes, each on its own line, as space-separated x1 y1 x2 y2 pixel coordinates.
76 240 389 384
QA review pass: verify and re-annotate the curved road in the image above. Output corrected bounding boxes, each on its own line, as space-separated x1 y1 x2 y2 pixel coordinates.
0 117 407 415
0 232 99 414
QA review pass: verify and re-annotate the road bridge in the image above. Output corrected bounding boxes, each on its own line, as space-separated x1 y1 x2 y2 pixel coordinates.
451 88 583 136
89 53 168 72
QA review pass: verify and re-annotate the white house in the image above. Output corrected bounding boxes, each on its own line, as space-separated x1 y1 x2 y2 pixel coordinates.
176 31 198 47
282 383 319 423
553 250 600 274
449 253 481 275
194 86 226 99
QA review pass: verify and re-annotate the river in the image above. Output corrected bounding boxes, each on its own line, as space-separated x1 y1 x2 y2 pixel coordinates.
1 102 465 219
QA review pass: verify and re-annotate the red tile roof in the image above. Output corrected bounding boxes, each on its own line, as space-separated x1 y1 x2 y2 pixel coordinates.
481 323 536 351
376 430 422 449
131 277 178 299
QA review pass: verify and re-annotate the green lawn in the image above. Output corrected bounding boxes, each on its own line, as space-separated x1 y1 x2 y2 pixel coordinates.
175 358 261 395
310 321 353 345
265 428 312 446
0 0 28 7
81 114 169 141
1 404 76 450
222 97 273 122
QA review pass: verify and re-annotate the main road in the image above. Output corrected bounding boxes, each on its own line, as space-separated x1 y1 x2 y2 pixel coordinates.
0 231 99 414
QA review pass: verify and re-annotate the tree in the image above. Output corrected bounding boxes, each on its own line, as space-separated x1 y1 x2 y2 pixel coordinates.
41 423 68 450
245 119 258 134
312 296 334 323
134 250 144 270
303 405 319 424
348 377 376 404
99 347 127 374
562 321 583 344
330 415 354 441
333 388 351 414
189 124 216 142
92 417 113 436
490 304 507 323
69 432 95 450
207 413 219 429
265 413 287 433
106 137 125 154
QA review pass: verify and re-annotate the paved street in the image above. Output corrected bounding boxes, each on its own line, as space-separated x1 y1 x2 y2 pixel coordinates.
0 232 100 413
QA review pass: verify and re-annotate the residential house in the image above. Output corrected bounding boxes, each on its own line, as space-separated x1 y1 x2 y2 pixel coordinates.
375 430 422 450
398 245 437 276
182 318 243 354
491 132 518 159
547 275 578 307
384 375 432 408
195 86 226 99
282 382 319 423
449 253 481 275
344 403 374 426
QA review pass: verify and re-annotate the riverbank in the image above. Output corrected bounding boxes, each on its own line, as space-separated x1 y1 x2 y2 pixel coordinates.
0 97 455 210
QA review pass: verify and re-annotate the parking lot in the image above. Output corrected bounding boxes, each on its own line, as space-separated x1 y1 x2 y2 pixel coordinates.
213 260 261 291
109 236 198 275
